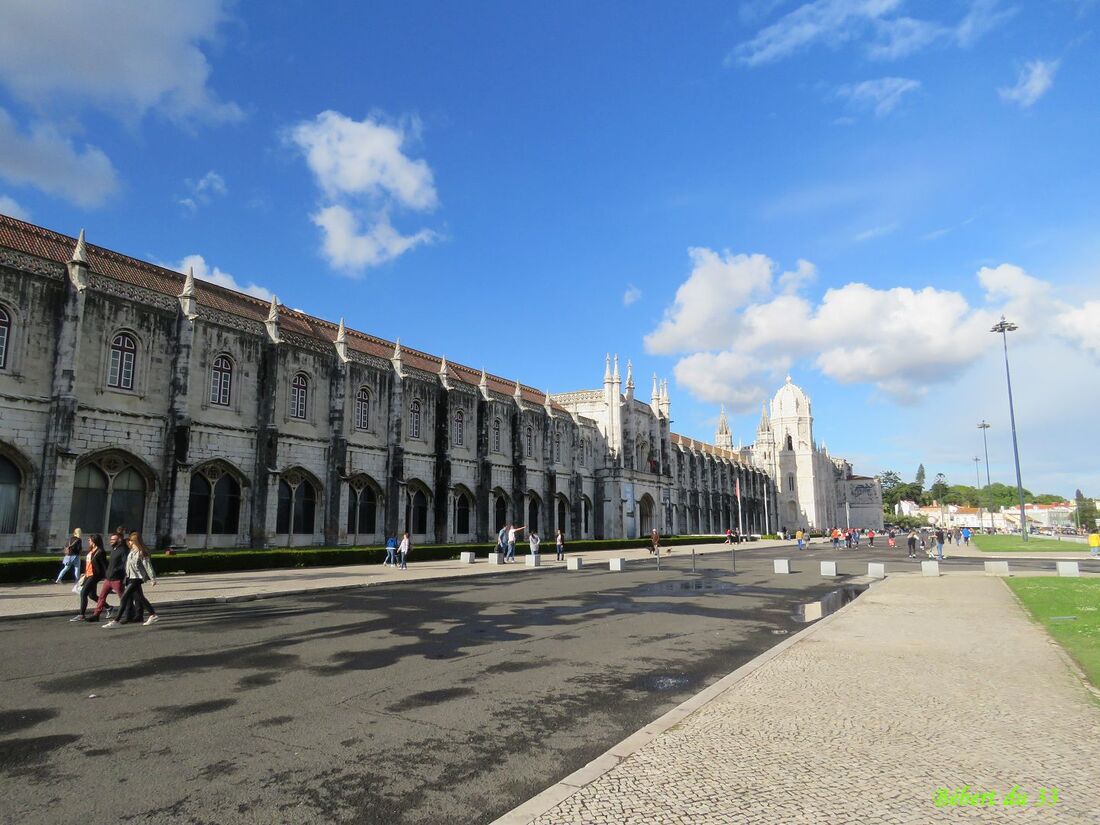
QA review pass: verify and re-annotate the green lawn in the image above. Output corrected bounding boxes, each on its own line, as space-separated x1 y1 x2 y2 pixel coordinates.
972 534 1089 553
1007 578 1100 690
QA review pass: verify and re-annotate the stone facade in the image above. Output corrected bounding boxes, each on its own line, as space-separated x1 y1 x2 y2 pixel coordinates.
726 376 883 532
0 216 775 552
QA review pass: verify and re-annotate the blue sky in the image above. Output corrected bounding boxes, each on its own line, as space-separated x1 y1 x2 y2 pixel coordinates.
1 1 1098 497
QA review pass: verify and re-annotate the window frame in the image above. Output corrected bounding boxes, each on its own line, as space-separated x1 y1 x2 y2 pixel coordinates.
526 426 534 458
289 373 308 420
209 355 233 407
0 306 9 370
492 419 501 453
409 400 422 439
453 409 465 447
354 386 371 431
107 333 137 390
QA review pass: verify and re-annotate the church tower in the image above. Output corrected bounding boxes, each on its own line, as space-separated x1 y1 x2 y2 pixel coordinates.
715 405 732 451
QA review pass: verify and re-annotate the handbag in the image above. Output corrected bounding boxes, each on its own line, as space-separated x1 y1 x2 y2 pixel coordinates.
76 574 87 587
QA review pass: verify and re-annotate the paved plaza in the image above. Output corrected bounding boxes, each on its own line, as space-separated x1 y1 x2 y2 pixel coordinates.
505 574 1100 824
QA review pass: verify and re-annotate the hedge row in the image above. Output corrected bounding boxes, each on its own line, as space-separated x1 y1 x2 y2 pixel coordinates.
0 534 757 583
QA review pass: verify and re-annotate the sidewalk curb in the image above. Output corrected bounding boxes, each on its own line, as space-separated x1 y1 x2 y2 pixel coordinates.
488 575 889 825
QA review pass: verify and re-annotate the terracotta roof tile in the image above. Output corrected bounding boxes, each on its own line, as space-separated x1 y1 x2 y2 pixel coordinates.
0 213 567 410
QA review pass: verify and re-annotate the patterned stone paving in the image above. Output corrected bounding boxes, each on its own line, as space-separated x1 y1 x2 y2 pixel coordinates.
526 575 1100 824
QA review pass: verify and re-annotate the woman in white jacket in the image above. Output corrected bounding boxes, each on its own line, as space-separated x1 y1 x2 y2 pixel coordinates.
103 532 159 628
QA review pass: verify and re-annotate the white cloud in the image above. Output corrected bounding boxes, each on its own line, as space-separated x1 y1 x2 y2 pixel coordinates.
0 108 119 207
731 0 1009 66
854 222 900 241
623 285 642 306
311 206 437 271
0 194 29 220
179 170 227 212
999 59 1060 108
648 249 1099 413
0 0 241 124
289 110 441 273
289 111 437 209
173 254 273 302
837 77 920 117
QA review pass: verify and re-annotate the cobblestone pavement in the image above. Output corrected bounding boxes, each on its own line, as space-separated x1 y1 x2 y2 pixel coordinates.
522 575 1100 824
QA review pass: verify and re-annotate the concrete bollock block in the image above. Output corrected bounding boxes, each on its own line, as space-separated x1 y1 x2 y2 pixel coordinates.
525 554 541 567
1056 561 1080 578
567 557 583 570
773 559 791 574
609 558 625 571
984 561 1010 576
459 551 476 564
921 560 940 577
820 561 838 577
867 562 886 579
488 552 504 565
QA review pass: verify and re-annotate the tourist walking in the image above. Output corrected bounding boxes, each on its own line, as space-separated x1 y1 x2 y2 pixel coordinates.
887 529 896 549
496 524 508 557
831 528 840 550
104 532 158 628
87 532 128 622
795 528 804 551
650 528 661 555
1089 528 1099 557
56 528 82 584
398 532 410 569
961 526 972 546
868 529 875 547
70 533 109 622
555 528 565 561
383 536 397 566
506 524 525 562
906 531 918 559
528 530 540 559
934 527 946 560
725 528 732 545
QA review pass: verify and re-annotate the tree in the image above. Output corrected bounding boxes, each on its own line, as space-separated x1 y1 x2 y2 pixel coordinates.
1032 494 1063 505
929 473 949 503
915 464 926 489
1075 489 1098 529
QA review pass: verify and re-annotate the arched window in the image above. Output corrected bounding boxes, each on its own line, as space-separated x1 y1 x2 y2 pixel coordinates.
455 492 471 534
492 419 501 453
347 482 377 536
69 457 147 536
494 494 507 531
557 497 567 534
409 400 422 439
787 473 795 492
785 434 793 451
411 489 428 534
454 410 465 447
355 387 371 430
210 355 232 406
108 333 136 390
527 495 540 533
526 427 534 458
554 432 562 463
582 496 591 535
0 454 19 533
0 306 10 370
290 373 308 419
186 467 241 539
277 476 316 535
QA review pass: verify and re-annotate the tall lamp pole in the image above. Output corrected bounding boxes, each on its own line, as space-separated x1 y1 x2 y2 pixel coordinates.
973 457 983 532
990 317 1028 541
978 421 993 533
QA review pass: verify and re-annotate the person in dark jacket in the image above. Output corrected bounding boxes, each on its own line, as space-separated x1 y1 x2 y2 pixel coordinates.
56 528 82 584
70 533 110 622
86 532 128 622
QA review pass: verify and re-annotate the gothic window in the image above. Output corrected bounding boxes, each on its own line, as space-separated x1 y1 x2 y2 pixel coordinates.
454 410 465 446
785 434 793 451
107 333 136 390
554 432 562 463
526 427 534 458
0 455 19 533
492 419 501 452
210 355 232 406
582 495 591 535
355 387 371 430
557 497 567 533
347 482 377 536
787 473 795 492
455 492 471 534
186 467 241 537
494 494 507 531
409 400 422 439
290 373 308 419
277 475 316 535
527 495 540 533
410 489 428 534
0 306 9 370
69 457 147 536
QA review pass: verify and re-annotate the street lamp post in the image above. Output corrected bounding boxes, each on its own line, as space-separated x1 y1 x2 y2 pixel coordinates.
990 317 1028 541
978 420 993 533
973 456 983 532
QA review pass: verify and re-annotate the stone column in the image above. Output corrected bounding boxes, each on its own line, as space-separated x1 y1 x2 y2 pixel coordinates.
250 343 280 547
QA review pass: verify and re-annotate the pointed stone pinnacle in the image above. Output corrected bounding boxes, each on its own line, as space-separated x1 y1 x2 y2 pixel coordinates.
71 228 87 264
266 296 279 323
180 266 195 298
335 318 347 343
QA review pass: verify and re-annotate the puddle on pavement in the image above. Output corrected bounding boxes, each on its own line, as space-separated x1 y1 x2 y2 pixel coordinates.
637 580 739 596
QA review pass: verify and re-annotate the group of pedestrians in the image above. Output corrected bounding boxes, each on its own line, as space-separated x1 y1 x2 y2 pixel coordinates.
494 524 567 561
57 527 160 627
904 526 969 560
382 533 412 569
826 527 877 550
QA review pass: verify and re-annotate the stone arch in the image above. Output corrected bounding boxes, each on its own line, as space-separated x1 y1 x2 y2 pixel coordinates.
186 459 249 547
581 494 592 538
452 483 475 537
556 493 569 539
0 440 34 539
276 466 323 545
638 493 655 538
346 472 383 543
526 490 541 534
492 487 509 532
70 448 159 539
405 478 432 539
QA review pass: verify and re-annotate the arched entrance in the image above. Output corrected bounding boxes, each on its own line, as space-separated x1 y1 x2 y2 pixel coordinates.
527 493 540 534
639 494 654 538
